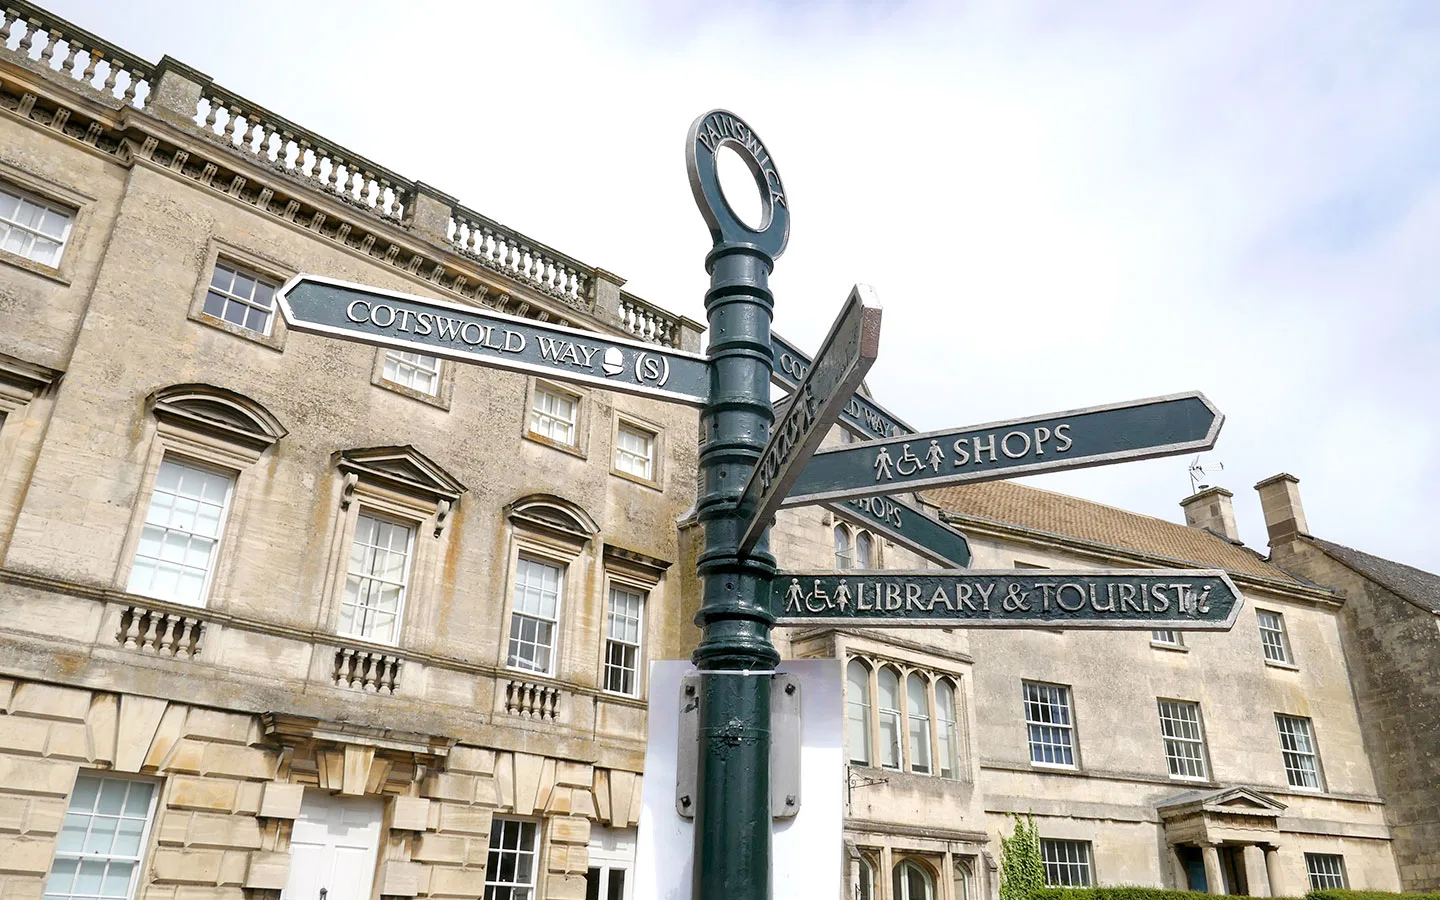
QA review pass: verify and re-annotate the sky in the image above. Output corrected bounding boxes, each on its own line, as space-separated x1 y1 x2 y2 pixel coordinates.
51 0 1440 571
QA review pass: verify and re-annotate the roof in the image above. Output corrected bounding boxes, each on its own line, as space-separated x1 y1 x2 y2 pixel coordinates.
1308 538 1440 613
925 481 1300 583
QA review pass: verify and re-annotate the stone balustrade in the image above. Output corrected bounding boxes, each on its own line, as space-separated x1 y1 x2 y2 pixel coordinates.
0 1 153 107
334 646 403 694
504 679 562 720
115 604 205 659
619 292 682 348
449 207 592 310
195 81 411 224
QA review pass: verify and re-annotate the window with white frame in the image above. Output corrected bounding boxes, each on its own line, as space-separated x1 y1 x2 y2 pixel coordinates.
509 557 563 674
383 350 441 396
126 457 234 607
1276 713 1322 789
45 775 158 900
1151 629 1183 647
1039 839 1092 887
604 585 644 696
906 673 932 775
0 182 72 266
856 531 875 569
203 261 279 335
892 860 934 900
1257 610 1293 664
484 818 538 900
1023 681 1076 767
846 658 962 779
834 525 854 569
847 659 872 766
339 513 413 644
935 679 959 779
1306 853 1346 890
615 422 656 480
530 385 578 446
1157 699 1208 780
876 666 903 770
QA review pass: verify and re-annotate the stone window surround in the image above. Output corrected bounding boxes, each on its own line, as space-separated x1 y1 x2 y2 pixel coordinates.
501 536 582 680
187 238 295 353
1039 837 1094 887
834 522 882 570
1255 607 1300 670
846 654 965 781
370 346 454 410
485 815 546 899
0 159 95 286
597 545 670 700
319 450 462 651
113 386 286 611
609 411 663 490
524 377 589 459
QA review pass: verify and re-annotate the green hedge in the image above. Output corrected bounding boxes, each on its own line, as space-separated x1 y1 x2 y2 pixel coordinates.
1031 889 1305 900
1313 887 1440 892
1030 889 1438 900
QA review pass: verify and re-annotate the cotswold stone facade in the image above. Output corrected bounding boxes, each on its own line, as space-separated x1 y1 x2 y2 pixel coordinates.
0 3 696 899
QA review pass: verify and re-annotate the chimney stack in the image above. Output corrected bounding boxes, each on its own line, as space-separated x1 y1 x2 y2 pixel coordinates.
1254 473 1309 548
1180 486 1239 541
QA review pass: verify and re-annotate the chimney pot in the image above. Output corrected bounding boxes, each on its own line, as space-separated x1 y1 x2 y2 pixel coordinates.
1180 486 1239 542
1254 473 1309 547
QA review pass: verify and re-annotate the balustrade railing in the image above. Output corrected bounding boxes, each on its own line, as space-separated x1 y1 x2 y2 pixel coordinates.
448 207 590 309
619 293 681 348
116 604 204 659
0 1 153 107
195 83 411 224
504 679 561 720
334 647 403 694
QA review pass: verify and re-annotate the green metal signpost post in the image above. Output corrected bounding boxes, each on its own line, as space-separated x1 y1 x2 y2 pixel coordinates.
686 109 790 900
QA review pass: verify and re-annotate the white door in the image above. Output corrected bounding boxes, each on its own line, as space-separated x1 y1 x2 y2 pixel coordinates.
281 791 383 900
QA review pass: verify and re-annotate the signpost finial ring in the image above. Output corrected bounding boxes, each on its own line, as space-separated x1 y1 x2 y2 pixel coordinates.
686 109 790 258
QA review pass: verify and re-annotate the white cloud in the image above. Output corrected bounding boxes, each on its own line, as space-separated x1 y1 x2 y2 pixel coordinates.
59 0 1440 568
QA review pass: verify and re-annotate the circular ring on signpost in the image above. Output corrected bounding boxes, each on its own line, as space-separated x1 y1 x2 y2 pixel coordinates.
686 110 790 259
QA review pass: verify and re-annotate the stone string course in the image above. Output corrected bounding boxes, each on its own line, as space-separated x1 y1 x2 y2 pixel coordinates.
0 678 642 900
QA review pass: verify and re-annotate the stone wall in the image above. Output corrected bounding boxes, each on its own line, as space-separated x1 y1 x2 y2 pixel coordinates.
0 676 640 900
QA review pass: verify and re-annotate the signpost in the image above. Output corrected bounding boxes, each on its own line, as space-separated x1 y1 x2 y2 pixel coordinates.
276 274 711 406
773 569 1242 629
275 106 1239 900
782 391 1224 507
770 330 913 440
735 284 882 556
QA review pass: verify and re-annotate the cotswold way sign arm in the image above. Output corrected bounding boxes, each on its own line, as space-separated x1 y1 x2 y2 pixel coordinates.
782 391 1224 507
770 330 914 440
773 569 1243 630
276 274 711 406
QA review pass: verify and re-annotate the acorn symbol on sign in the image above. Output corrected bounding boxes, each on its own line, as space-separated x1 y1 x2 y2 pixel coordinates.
602 347 624 376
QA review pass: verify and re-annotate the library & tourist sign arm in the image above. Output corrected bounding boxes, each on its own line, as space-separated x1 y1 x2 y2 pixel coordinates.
773 569 1243 629
782 391 1224 507
276 274 712 406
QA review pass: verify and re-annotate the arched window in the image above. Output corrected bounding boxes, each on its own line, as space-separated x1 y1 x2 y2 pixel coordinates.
893 860 934 900
907 673 932 774
876 667 902 770
856 531 875 569
936 679 960 779
847 659 872 766
857 853 876 900
834 525 853 569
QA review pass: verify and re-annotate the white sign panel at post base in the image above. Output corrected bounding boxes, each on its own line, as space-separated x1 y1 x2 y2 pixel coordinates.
635 660 843 900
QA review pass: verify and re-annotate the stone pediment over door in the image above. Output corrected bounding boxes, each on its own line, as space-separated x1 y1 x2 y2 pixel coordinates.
1157 786 1287 846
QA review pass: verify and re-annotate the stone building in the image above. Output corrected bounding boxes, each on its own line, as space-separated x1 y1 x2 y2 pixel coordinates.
1252 474 1440 892
0 4 1427 900
0 4 704 899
